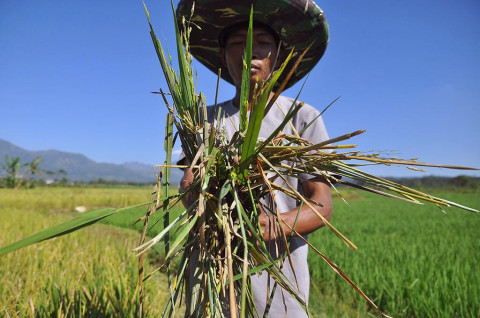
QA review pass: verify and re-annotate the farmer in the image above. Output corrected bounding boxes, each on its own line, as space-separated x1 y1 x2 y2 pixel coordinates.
176 0 332 316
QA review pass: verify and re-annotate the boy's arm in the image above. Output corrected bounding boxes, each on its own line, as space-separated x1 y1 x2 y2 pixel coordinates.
258 177 332 241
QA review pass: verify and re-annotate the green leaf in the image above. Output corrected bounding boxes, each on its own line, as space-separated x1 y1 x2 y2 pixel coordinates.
0 202 152 256
144 4 178 109
251 100 303 159
239 6 253 133
144 2 197 160
171 0 197 125
239 50 294 173
134 208 189 255
165 213 198 259
163 113 174 256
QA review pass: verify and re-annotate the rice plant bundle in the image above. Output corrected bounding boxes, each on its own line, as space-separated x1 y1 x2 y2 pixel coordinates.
0 4 477 318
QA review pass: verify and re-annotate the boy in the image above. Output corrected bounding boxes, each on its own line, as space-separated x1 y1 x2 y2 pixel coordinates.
177 0 331 316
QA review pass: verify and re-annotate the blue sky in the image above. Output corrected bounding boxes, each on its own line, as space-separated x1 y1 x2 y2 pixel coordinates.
1 0 479 177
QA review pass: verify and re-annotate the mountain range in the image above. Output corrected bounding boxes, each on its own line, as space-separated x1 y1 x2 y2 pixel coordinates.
0 138 183 184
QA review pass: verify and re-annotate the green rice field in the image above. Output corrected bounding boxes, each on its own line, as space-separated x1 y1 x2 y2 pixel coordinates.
0 187 181 317
308 189 480 317
0 187 478 317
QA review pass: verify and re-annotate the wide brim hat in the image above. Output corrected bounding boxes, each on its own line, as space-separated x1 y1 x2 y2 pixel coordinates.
176 0 329 89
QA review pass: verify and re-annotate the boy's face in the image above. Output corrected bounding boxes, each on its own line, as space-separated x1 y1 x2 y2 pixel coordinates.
221 26 279 89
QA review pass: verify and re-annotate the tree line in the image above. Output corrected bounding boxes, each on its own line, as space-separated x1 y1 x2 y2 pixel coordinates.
2 155 477 189
0 155 67 188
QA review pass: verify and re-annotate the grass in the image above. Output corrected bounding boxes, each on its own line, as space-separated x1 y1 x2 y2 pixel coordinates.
0 187 183 318
0 186 154 212
1 187 478 317
308 188 480 317
98 197 184 239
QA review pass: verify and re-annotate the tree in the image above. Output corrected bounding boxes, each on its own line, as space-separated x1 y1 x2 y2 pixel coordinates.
57 169 69 186
1 155 45 189
17 156 45 189
1 155 27 188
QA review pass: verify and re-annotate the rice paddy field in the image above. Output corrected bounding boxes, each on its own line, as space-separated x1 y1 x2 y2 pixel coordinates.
1 186 478 317
308 189 480 318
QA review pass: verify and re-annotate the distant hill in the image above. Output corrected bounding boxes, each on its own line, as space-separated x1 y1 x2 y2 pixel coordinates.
0 138 183 184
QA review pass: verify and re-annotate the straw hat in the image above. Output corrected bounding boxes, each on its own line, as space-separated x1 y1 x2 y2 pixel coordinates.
176 0 329 89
